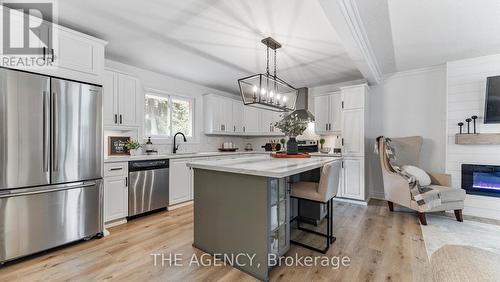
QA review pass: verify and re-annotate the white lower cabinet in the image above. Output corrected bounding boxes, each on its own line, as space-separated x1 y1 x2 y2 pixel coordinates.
169 159 193 205
104 176 128 222
340 158 365 201
103 162 128 223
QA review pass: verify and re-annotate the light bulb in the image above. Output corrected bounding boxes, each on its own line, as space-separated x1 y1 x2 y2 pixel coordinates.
269 91 274 98
261 89 266 95
276 94 281 100
252 85 257 93
283 96 288 103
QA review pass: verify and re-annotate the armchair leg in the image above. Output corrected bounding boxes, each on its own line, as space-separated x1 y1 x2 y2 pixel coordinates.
454 209 464 222
417 212 427 225
387 201 394 212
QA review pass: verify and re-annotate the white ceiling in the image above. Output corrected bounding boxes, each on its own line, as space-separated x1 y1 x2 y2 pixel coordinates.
388 0 500 71
56 0 363 94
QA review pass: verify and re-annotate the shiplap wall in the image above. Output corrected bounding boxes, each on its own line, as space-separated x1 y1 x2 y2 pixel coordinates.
446 54 500 220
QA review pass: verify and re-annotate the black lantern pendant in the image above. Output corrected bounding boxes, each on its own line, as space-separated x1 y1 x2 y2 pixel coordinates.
238 37 298 112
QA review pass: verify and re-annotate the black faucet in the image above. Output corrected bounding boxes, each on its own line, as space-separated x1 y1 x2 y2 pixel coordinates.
173 132 187 154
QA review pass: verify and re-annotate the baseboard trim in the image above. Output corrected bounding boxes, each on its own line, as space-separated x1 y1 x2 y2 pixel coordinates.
168 200 193 211
104 218 127 229
334 197 368 206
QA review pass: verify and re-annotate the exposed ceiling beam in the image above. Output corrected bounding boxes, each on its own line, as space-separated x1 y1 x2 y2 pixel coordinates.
319 0 383 85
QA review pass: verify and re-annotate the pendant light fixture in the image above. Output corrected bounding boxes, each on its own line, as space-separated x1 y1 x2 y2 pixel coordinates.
238 37 298 112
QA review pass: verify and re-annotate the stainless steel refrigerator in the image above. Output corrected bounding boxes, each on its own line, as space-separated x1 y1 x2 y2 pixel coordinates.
0 68 103 263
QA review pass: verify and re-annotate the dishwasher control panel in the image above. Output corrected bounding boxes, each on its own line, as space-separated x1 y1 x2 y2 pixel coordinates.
128 159 169 171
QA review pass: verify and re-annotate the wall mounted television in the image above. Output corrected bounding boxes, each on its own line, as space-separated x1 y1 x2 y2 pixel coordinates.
485 75 500 123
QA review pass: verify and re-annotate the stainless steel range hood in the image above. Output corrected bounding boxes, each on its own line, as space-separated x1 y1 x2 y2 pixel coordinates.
284 87 315 121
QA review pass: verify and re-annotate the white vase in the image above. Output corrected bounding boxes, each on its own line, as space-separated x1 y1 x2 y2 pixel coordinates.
129 149 137 156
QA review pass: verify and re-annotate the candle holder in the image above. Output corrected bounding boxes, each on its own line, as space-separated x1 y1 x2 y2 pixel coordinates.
465 118 472 134
458 122 464 134
471 115 478 134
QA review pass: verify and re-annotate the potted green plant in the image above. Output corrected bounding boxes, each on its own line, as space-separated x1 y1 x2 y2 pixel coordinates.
279 138 287 151
274 114 309 155
319 138 331 154
125 139 142 156
319 138 326 149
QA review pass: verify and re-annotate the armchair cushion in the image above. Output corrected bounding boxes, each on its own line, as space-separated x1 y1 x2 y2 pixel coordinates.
427 185 466 203
402 165 431 186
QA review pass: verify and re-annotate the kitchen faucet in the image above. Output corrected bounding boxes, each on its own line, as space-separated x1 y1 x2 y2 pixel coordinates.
173 132 187 154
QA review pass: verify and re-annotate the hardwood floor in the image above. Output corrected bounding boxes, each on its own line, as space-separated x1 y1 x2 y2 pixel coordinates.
0 200 431 282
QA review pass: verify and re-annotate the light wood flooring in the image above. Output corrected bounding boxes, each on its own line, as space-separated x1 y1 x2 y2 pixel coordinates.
0 200 431 281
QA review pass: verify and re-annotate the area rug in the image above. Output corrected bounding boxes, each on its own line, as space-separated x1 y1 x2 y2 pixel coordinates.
421 214 500 281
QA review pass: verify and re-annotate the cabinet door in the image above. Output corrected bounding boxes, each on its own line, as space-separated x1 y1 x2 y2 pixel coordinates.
54 27 99 75
314 95 330 133
341 108 364 156
169 159 192 205
243 106 260 134
260 110 273 134
103 70 118 126
342 158 364 200
232 101 244 133
271 112 284 135
341 86 366 110
221 98 233 133
104 176 128 222
329 93 342 132
117 74 139 126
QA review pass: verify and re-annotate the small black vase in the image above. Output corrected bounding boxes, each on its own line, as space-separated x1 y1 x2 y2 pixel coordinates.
287 137 299 155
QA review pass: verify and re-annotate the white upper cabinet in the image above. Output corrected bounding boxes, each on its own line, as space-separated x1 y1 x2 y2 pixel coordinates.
103 71 118 126
0 7 106 84
117 74 139 126
243 106 260 134
103 69 140 127
341 108 364 157
204 94 232 133
260 110 274 134
314 92 341 135
204 94 283 136
340 84 368 157
54 27 104 77
232 101 244 133
340 85 367 110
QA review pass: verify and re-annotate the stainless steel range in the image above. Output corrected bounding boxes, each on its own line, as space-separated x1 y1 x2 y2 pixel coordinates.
0 68 103 263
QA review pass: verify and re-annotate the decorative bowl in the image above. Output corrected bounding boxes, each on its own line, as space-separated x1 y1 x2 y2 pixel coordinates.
320 147 331 154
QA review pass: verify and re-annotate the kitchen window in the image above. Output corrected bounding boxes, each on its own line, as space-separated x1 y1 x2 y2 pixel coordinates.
144 92 193 138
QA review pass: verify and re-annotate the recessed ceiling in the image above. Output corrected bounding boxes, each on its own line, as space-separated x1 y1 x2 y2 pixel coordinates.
388 0 500 71
56 0 363 94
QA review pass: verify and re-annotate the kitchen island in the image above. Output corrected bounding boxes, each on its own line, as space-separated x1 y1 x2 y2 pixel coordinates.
187 155 341 281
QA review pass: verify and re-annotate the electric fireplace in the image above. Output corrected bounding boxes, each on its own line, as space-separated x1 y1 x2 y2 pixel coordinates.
462 164 500 197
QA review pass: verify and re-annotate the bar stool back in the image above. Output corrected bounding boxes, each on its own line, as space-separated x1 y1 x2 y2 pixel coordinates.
290 160 341 253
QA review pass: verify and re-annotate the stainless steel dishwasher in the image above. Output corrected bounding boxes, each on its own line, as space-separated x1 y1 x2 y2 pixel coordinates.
128 160 169 217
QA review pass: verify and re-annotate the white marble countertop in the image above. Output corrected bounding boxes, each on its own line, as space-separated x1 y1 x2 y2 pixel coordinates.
309 152 342 157
186 155 342 178
104 151 268 163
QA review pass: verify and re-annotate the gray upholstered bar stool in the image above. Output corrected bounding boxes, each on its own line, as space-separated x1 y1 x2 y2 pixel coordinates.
290 160 341 254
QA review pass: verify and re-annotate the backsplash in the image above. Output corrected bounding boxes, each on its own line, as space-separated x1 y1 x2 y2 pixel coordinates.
105 123 340 158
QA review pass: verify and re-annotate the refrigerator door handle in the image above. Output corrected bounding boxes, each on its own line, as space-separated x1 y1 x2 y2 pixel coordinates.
42 91 50 172
0 181 97 198
52 92 59 171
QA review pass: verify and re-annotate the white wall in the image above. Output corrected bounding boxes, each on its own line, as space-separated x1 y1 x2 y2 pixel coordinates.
368 66 447 198
105 59 251 155
446 54 500 220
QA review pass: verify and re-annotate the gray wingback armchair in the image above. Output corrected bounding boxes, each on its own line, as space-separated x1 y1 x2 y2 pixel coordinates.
377 136 466 225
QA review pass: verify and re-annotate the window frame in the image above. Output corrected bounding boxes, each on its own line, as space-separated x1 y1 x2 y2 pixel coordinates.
143 89 196 143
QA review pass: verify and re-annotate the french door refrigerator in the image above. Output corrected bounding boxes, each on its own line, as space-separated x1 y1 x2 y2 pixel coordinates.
0 68 103 263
